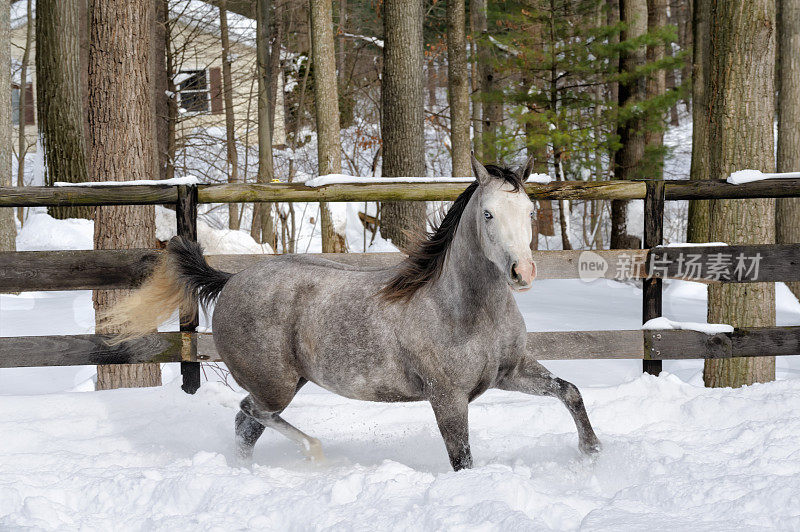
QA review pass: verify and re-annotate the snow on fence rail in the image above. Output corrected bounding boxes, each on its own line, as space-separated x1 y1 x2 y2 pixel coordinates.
2 180 800 392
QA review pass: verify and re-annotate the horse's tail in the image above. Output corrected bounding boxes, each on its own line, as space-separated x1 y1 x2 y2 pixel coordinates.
100 236 232 343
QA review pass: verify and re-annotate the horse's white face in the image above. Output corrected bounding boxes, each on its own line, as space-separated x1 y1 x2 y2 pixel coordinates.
472 155 537 291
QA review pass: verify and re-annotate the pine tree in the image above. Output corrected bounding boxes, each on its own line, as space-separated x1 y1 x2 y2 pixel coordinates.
489 0 683 249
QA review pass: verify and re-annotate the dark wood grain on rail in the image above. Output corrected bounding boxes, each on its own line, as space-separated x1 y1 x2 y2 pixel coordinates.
0 185 178 207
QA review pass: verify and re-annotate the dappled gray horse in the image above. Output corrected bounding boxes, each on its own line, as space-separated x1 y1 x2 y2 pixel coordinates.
107 155 600 470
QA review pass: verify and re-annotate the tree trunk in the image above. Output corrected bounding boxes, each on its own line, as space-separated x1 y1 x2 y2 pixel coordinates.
469 0 483 160
89 0 160 390
680 0 693 110
0 0 14 253
687 0 711 243
16 0 32 224
154 0 170 181
473 0 499 162
645 0 666 178
611 0 647 250
267 11 283 140
37 0 92 220
776 0 800 300
665 0 680 126
447 0 470 178
253 0 276 250
335 0 354 128
220 2 240 230
310 0 346 253
704 0 776 388
162 0 177 182
381 0 427 250
427 57 438 110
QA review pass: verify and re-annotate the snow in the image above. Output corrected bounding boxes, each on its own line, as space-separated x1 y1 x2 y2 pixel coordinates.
155 207 273 255
727 169 800 184
526 173 553 184
5 372 800 528
302 174 552 187
342 32 384 49
16 212 94 251
303 174 474 187
642 316 734 334
54 176 200 187
660 241 728 247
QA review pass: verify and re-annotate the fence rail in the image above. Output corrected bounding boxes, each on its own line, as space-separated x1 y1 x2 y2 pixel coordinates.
2 327 796 369
3 245 800 293
2 178 800 391
4 177 800 207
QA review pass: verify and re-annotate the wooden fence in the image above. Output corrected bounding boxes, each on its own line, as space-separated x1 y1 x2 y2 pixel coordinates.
2 177 800 393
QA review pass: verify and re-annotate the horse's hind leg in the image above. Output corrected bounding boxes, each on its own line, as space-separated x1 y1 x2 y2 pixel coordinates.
235 409 265 462
498 358 601 455
237 381 325 462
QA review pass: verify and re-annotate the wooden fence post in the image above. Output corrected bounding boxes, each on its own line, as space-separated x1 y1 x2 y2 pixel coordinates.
177 184 201 394
643 180 665 375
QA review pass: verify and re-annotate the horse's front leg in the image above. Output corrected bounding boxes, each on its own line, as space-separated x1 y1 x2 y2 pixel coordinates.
429 392 473 471
498 358 601 455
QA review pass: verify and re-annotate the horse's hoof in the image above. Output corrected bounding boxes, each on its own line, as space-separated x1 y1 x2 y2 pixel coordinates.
580 439 602 455
235 444 255 465
303 438 327 463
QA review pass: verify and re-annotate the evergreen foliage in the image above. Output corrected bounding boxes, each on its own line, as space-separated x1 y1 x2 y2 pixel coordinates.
485 0 686 181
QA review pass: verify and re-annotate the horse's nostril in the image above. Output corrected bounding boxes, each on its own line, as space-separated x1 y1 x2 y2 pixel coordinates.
511 262 519 280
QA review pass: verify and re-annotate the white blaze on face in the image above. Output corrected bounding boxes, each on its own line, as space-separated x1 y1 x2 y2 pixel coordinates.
479 182 536 290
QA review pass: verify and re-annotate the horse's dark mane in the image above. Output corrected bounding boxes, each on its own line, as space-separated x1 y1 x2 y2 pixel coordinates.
379 165 524 302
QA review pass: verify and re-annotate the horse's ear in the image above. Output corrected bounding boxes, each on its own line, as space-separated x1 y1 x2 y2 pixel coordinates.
515 155 535 182
471 152 492 186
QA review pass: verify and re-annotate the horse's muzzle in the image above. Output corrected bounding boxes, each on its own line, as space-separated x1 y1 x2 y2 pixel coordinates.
509 260 536 291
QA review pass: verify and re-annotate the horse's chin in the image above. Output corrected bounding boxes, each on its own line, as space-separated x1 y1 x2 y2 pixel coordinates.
508 282 532 292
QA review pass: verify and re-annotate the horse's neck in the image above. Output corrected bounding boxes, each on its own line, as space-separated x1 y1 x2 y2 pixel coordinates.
430 196 509 314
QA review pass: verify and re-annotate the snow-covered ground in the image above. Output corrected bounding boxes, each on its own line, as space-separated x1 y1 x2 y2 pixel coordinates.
3 209 800 529
4 374 800 530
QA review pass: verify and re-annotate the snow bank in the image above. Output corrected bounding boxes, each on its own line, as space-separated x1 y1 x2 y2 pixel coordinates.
642 316 734 334
17 208 272 256
727 169 800 185
16 212 94 251
54 176 200 187
155 207 273 255
3 375 800 529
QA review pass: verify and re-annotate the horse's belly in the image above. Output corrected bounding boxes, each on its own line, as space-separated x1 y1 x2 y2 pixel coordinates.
302 350 424 403
294 320 423 402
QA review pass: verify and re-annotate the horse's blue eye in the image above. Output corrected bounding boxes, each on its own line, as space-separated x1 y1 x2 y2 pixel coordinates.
483 210 492 220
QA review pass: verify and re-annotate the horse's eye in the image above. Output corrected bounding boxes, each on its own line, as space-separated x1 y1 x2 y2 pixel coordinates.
483 210 493 220
530 211 534 218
